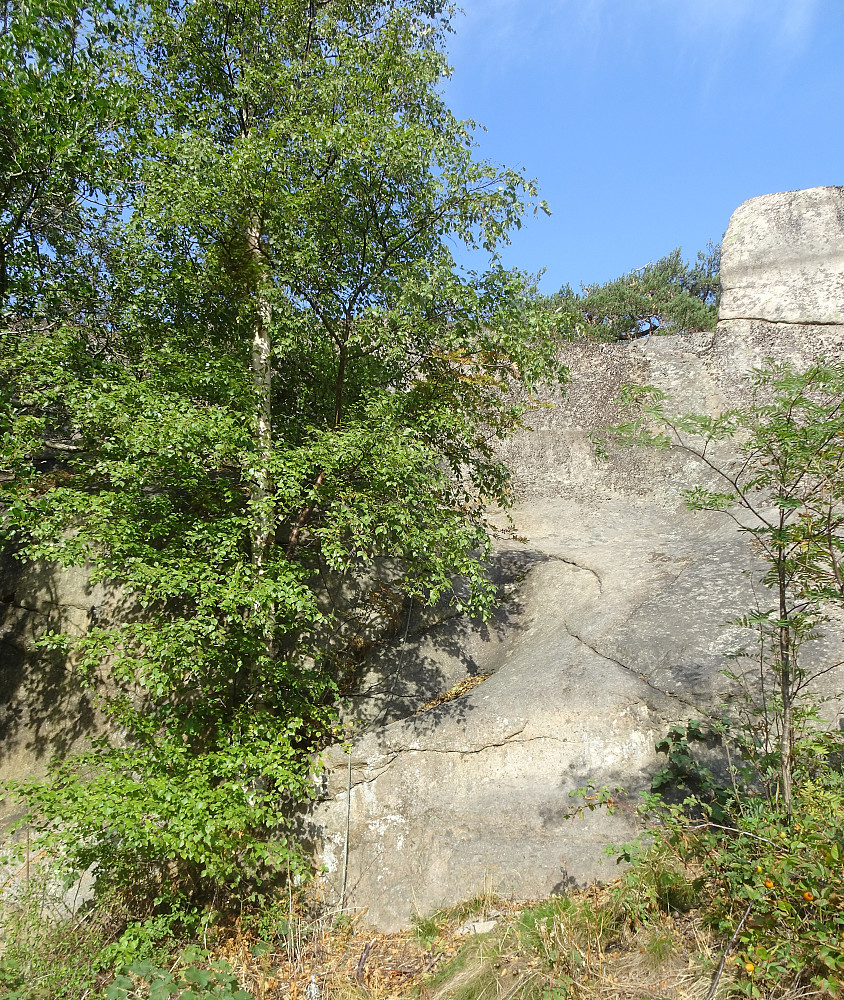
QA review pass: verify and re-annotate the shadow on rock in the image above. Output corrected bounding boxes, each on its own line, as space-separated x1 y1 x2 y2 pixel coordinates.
341 543 546 730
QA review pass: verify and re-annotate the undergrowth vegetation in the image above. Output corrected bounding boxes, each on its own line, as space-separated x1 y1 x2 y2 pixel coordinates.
597 726 844 997
4 765 842 1000
2 0 843 986
0 876 716 1000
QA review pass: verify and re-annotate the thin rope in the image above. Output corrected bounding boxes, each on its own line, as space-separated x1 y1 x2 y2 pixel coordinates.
339 745 352 911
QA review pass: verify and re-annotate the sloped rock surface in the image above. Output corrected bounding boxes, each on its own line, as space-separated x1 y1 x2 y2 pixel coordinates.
306 188 844 931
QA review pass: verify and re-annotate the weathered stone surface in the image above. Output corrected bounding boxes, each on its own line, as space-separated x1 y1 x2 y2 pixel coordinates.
455 918 498 936
305 189 844 931
4 187 844 930
720 186 844 325
0 556 119 827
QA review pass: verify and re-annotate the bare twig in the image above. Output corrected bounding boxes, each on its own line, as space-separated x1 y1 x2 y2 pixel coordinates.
356 937 376 984
689 822 777 846
704 899 754 1000
286 470 327 558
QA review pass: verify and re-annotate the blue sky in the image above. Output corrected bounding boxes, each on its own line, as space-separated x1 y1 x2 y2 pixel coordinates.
442 0 844 292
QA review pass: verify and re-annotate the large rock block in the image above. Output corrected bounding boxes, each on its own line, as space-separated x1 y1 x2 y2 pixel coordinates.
4 188 844 930
720 186 844 326
0 556 119 827
305 189 844 931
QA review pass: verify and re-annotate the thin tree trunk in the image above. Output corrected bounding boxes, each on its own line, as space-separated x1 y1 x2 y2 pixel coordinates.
779 624 793 814
0 239 6 305
777 544 793 814
247 218 273 572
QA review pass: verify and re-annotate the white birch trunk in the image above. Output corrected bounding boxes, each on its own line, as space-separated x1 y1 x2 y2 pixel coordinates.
247 219 273 572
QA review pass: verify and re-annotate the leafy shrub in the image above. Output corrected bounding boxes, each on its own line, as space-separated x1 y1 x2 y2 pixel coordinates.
98 915 186 975
105 951 251 1000
617 729 844 996
615 837 705 920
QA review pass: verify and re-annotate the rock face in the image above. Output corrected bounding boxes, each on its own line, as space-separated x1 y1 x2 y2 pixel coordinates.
3 187 844 929
720 186 844 326
0 557 118 827
305 188 844 931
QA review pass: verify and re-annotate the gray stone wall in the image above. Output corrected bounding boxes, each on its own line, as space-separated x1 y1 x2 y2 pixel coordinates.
0 556 118 826
305 187 844 931
2 186 843 929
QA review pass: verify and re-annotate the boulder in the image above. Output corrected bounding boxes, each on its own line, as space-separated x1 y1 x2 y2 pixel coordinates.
304 188 844 931
720 185 844 326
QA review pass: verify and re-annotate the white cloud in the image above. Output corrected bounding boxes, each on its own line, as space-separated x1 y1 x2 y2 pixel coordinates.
773 0 820 52
451 0 821 65
662 0 820 57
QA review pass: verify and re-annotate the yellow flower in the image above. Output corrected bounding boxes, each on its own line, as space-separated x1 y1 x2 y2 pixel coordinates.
745 962 755 974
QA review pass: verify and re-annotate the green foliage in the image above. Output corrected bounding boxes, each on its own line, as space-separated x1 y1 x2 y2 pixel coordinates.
614 832 705 921
0 914 106 998
0 0 133 312
412 911 445 949
1 0 564 912
570 728 844 993
547 243 720 342
11 732 313 904
98 916 184 975
650 718 721 803
615 359 844 812
105 951 251 1000
621 732 844 995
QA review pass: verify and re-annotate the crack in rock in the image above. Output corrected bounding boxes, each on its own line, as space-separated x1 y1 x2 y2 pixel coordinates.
338 735 581 798
722 314 844 327
563 625 700 712
388 729 569 758
545 554 603 593
340 723 535 791
0 601 55 620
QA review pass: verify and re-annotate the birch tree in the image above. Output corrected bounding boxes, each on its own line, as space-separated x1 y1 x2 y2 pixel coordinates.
2 0 565 904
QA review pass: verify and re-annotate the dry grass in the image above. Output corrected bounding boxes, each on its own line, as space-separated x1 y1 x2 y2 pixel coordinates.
200 882 749 1000
587 914 732 1000
148 873 831 1000
209 899 455 999
415 675 492 715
